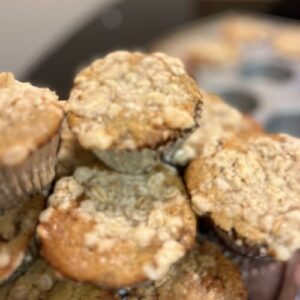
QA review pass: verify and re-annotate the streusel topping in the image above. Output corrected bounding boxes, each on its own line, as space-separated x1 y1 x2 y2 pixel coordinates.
67 51 202 151
186 134 300 260
173 93 261 165
129 241 247 300
38 165 195 283
0 73 63 165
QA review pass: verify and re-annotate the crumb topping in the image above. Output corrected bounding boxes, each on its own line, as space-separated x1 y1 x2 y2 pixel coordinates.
173 93 260 165
0 72 63 165
186 134 300 260
185 40 238 66
56 119 101 178
273 28 300 57
129 242 247 300
221 17 269 42
67 51 202 150
39 165 195 282
0 259 119 299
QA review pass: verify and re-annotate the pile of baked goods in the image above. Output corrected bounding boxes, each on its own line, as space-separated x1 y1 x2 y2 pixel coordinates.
0 50 299 299
152 15 300 73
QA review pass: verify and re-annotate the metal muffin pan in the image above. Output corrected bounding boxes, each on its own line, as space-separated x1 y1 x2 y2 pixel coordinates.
196 43 300 136
152 12 300 137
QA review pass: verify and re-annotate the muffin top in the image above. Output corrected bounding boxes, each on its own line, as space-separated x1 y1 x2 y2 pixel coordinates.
37 165 196 287
186 133 300 260
172 93 262 165
0 259 119 300
66 51 203 151
128 241 247 300
0 73 63 166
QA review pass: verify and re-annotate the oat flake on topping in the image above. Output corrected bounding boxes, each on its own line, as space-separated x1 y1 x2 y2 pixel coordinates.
67 51 202 151
186 133 300 260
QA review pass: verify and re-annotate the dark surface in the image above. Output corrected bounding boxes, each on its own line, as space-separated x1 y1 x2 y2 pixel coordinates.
25 0 199 99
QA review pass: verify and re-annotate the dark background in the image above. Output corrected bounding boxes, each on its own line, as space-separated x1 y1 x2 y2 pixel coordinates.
25 0 300 99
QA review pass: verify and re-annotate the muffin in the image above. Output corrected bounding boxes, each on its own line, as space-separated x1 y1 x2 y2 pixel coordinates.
272 27 300 58
185 133 300 260
37 164 196 287
221 16 270 44
171 93 263 166
0 258 119 299
0 195 44 283
66 51 203 173
0 73 63 209
128 241 247 300
56 119 105 179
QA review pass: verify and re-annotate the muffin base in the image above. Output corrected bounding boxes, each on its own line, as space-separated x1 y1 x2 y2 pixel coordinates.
94 100 202 174
0 134 59 209
94 148 160 174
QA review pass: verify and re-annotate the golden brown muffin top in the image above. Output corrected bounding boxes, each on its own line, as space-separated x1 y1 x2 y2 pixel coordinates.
0 259 119 300
186 133 300 260
37 165 196 287
0 73 63 166
66 51 203 151
173 93 263 165
128 241 247 300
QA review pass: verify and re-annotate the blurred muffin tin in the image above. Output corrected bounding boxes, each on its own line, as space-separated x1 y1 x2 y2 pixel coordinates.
151 12 300 136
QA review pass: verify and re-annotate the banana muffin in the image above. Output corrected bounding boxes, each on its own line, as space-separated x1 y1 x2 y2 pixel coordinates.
66 51 203 173
186 133 300 260
37 164 196 287
172 93 262 166
0 258 119 300
128 241 247 300
0 195 44 283
0 73 63 209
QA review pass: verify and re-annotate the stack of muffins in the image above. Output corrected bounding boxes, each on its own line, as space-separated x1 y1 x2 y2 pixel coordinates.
0 50 299 300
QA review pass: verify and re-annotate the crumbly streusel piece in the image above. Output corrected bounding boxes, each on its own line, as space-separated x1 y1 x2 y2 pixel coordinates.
128 241 247 300
66 51 203 173
0 258 119 300
37 165 196 287
186 133 300 260
0 195 44 283
0 72 63 208
172 93 262 166
56 120 105 179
